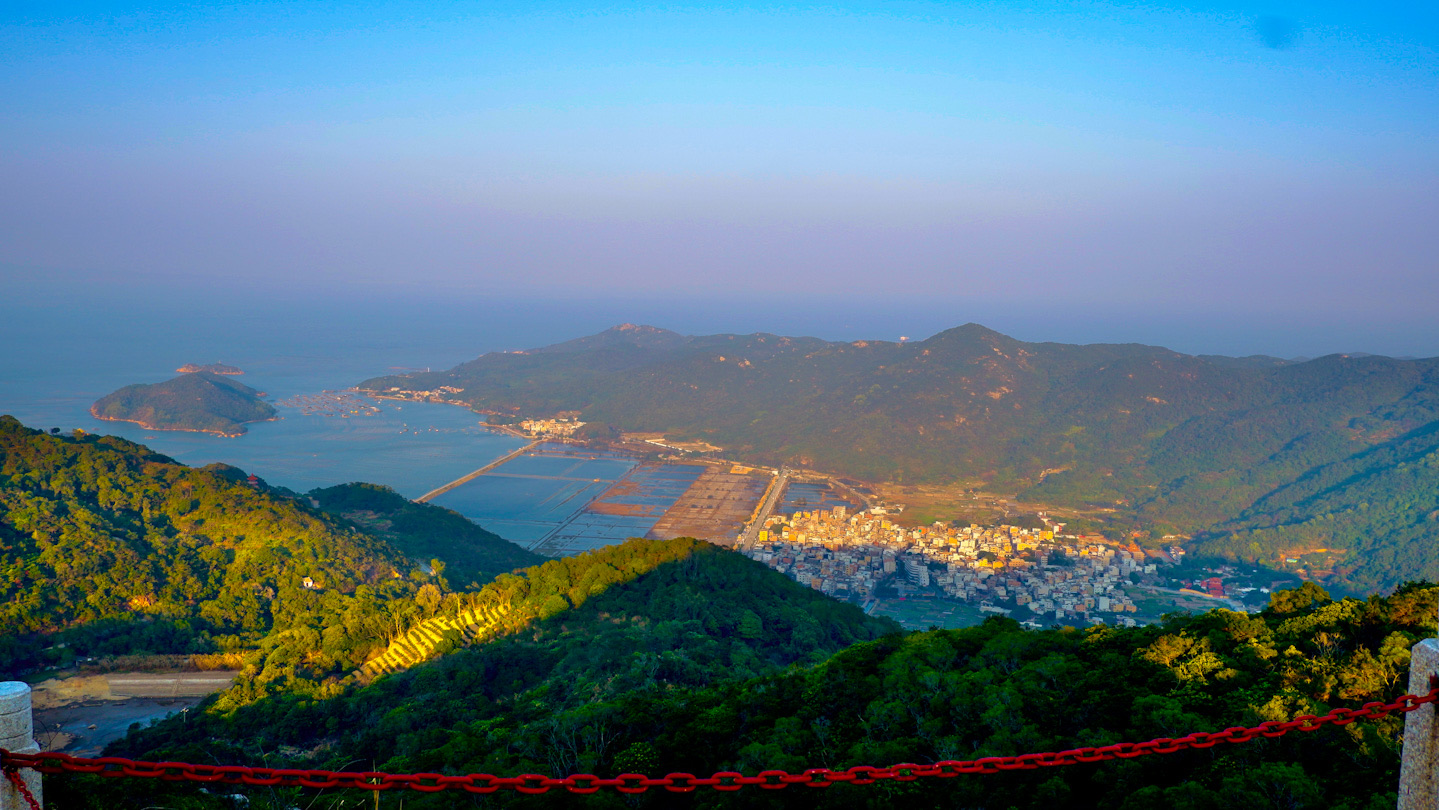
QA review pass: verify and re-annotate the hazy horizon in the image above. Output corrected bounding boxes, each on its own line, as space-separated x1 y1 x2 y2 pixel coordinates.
4 2 1437 342
5 271 1438 363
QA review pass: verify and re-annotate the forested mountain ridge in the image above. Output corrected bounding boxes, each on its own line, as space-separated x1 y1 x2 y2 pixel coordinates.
91 370 277 436
1192 421 1439 592
0 417 533 675
334 535 896 688
73 580 1436 809
360 324 1439 591
225 536 898 708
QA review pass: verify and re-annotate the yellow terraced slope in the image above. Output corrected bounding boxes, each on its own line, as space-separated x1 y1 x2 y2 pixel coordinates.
357 598 513 681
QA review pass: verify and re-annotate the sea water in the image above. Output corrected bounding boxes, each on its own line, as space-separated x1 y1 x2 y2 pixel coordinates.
14 282 1243 548
0 288 751 545
1 290 546 501
430 446 641 544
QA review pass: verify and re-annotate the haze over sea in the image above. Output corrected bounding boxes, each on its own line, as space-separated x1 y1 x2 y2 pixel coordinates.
4 0 1437 496
0 289 527 498
4 276 1437 501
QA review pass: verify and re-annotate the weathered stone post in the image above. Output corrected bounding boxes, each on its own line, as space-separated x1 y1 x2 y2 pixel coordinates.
0 682 42 810
1400 637 1439 808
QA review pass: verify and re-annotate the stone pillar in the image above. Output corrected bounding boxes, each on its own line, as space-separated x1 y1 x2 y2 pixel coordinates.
0 682 42 810
1399 639 1439 809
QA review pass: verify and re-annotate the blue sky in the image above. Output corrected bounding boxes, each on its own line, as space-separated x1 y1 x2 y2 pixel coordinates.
2 2 1437 349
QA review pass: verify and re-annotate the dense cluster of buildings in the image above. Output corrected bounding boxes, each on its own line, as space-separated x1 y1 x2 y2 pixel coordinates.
518 417 586 437
378 385 465 403
745 507 1183 627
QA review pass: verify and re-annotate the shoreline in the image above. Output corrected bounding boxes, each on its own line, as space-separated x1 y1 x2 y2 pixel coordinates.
89 409 278 439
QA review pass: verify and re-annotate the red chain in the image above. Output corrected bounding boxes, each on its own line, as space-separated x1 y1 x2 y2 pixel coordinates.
3 687 1435 796
4 764 42 810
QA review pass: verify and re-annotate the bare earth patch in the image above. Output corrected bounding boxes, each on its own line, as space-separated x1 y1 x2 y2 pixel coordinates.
26 671 239 756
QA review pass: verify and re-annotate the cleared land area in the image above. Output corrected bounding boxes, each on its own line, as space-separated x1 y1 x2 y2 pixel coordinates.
645 466 770 546
775 478 864 517
1124 585 1245 620
529 463 701 556
870 597 986 631
870 481 1111 527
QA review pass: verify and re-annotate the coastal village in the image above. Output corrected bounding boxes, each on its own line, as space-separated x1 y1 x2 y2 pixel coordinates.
517 416 586 437
322 392 1269 628
744 507 1201 628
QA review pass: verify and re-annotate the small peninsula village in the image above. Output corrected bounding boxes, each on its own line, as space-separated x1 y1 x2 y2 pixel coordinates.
371 383 1279 630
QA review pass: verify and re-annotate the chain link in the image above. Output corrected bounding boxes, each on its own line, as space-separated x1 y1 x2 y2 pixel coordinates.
4 764 43 810
3 687 1435 796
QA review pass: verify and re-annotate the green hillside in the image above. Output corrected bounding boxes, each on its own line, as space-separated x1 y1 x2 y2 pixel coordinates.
91 371 277 436
0 417 529 675
359 324 1439 592
0 413 892 692
71 536 899 807
71 580 1436 810
1191 422 1439 592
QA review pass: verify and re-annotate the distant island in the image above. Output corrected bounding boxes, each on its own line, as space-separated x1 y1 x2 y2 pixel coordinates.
176 362 243 374
92 372 276 437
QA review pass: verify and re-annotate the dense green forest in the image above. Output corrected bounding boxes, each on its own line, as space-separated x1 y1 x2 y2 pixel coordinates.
359 324 1439 592
59 579 1435 809
1191 422 1439 592
0 418 534 675
91 371 277 435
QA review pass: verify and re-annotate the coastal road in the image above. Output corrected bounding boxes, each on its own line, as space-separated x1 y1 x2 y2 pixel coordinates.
416 441 540 503
738 467 789 552
108 671 240 698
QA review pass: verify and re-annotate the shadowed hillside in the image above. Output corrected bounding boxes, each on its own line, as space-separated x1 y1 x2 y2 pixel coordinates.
309 482 544 587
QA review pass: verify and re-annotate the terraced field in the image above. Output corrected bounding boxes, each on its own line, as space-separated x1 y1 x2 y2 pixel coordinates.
357 599 513 680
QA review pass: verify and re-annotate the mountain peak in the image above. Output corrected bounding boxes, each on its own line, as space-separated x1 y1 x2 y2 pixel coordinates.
535 324 686 354
921 322 1020 349
607 323 673 334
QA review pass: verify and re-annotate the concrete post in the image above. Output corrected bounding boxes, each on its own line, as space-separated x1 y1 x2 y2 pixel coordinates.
1399 639 1439 809
0 682 42 810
